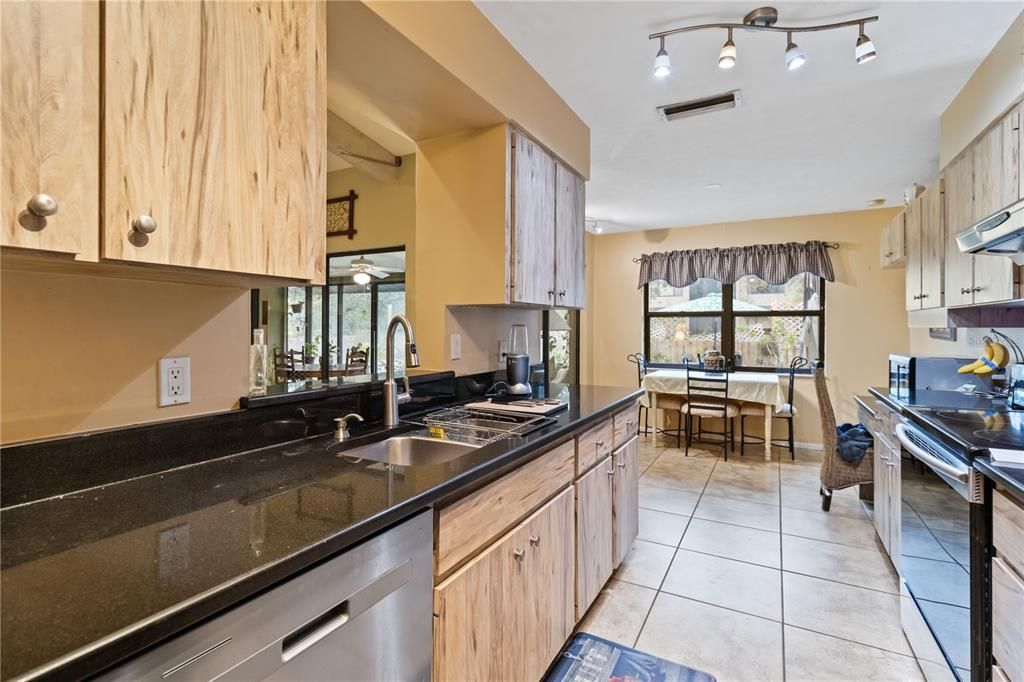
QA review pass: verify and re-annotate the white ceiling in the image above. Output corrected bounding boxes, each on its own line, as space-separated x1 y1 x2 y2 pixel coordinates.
477 1 1021 233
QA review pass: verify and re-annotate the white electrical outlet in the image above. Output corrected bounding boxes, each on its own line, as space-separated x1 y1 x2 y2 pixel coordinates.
450 334 462 360
159 356 191 407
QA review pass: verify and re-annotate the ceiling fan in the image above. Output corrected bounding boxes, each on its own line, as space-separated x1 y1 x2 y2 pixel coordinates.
349 256 401 284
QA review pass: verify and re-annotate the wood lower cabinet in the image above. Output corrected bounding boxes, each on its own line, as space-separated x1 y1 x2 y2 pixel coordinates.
612 436 640 567
102 0 326 281
575 455 613 617
992 556 1023 682
434 487 574 682
1 0 98 257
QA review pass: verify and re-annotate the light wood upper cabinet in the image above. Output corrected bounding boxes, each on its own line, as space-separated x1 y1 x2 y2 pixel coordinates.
511 129 556 305
555 161 586 308
943 155 975 308
575 455 613 618
1 1 98 257
973 108 1020 224
880 211 906 269
906 182 943 311
102 1 326 282
612 436 640 567
434 487 574 682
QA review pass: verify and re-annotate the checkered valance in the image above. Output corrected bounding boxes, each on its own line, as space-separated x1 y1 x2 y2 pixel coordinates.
637 240 836 289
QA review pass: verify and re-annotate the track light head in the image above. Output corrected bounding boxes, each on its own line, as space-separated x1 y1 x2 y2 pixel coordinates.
855 31 876 64
784 33 806 70
718 29 736 69
653 38 671 78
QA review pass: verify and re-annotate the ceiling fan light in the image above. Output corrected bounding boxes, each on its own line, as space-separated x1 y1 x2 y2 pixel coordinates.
784 40 806 71
653 36 671 78
718 39 737 69
353 272 371 285
855 33 877 64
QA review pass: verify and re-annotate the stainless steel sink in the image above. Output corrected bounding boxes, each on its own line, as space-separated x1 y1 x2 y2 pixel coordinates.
337 434 478 466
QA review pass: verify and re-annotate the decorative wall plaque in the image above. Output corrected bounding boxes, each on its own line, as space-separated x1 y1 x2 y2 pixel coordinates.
326 190 358 239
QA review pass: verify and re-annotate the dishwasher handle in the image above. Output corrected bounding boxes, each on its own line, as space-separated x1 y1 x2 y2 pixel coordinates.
893 424 969 483
280 558 412 664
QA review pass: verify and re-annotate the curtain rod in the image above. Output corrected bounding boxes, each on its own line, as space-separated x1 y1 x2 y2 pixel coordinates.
631 242 839 263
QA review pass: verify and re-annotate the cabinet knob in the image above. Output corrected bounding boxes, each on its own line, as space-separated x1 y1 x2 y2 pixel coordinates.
607 468 615 477
529 534 541 546
618 460 626 469
960 287 969 295
26 193 59 217
920 293 928 299
971 286 983 293
595 439 604 448
512 548 525 561
132 214 158 234
559 290 566 297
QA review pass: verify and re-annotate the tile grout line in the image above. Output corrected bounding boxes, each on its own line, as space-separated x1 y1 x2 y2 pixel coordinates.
777 447 787 682
630 439 719 649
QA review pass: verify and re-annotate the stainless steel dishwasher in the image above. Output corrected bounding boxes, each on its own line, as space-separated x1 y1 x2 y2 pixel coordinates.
102 510 432 681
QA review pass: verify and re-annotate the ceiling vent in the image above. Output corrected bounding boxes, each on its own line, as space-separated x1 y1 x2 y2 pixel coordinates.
657 90 741 122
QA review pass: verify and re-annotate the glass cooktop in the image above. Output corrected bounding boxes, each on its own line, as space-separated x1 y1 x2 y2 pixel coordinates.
913 405 1024 459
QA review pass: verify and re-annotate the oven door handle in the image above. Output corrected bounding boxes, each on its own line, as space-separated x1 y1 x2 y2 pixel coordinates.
894 424 969 483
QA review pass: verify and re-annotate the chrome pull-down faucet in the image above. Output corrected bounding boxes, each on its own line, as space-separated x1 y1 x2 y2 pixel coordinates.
384 314 420 427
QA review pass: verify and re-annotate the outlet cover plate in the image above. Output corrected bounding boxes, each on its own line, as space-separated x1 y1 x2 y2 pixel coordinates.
450 334 462 360
159 356 191 407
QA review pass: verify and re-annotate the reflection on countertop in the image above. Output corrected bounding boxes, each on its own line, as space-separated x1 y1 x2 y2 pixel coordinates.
0 383 641 681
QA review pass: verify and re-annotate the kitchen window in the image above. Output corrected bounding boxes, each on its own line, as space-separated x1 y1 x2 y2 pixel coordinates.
643 273 824 372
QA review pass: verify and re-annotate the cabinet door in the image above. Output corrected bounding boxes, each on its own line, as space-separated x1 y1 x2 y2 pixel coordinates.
904 194 923 311
973 110 1020 223
511 129 556 305
943 157 975 307
612 437 640 567
1 1 97 256
522 488 575 681
433 488 573 682
554 162 585 308
872 436 889 551
918 182 944 309
881 212 905 269
102 1 326 281
575 455 613 618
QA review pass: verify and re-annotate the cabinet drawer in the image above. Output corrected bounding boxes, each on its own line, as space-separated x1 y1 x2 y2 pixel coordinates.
995 488 1024 579
993 556 1024 682
612 404 639 449
436 440 574 578
577 418 614 475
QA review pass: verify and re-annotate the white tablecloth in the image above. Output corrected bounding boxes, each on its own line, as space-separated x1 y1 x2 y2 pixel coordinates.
641 370 785 408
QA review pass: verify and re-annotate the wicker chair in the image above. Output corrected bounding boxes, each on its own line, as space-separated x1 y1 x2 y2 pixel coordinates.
814 367 873 511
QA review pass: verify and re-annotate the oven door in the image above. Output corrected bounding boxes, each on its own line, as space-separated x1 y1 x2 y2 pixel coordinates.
894 423 983 682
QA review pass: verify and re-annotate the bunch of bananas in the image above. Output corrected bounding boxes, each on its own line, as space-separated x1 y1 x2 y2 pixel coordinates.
958 336 1010 375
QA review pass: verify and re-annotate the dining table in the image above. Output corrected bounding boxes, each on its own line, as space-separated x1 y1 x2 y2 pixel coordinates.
641 369 786 461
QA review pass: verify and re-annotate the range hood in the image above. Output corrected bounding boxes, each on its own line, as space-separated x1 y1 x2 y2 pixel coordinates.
957 198 1024 265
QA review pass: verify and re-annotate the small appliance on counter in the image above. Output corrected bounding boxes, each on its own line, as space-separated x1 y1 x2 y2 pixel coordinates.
1010 363 1024 411
505 323 532 396
888 354 993 400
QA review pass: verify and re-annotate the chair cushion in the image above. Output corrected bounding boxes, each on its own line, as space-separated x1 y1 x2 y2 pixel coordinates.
688 403 740 419
774 403 796 417
653 393 686 411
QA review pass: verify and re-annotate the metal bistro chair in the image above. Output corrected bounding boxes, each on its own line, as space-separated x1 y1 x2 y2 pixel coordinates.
739 356 808 459
627 353 650 435
814 367 873 511
684 365 739 459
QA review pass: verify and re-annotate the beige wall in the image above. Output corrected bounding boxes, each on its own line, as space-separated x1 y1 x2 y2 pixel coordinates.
325 154 416 257
940 11 1024 166
584 209 908 446
446 307 543 374
1 269 249 444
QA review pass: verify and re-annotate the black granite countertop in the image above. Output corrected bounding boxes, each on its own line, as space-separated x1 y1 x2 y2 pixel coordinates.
975 458 1024 503
0 384 641 681
867 386 1003 414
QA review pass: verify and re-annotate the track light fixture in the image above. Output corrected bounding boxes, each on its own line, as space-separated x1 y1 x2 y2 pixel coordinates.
784 32 806 71
653 36 671 78
855 23 877 64
718 28 736 69
650 6 878 78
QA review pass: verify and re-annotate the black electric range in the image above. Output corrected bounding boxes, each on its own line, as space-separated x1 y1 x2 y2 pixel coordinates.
907 401 1024 460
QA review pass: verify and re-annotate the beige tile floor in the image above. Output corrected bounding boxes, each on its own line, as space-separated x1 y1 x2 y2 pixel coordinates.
579 433 925 682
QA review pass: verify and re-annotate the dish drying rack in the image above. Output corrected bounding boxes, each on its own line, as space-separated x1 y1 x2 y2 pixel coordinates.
421 406 553 446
